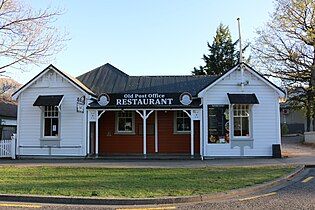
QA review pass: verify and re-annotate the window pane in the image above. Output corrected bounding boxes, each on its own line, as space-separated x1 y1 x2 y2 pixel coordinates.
233 105 251 137
183 117 191 131
52 118 59 136
234 117 241 136
43 106 59 137
118 118 125 131
117 111 134 132
175 111 190 132
53 107 58 117
44 118 52 136
125 118 133 131
242 117 249 136
177 118 184 131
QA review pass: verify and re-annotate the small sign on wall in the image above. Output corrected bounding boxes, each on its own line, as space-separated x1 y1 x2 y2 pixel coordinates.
89 110 97 122
191 110 201 120
77 96 85 113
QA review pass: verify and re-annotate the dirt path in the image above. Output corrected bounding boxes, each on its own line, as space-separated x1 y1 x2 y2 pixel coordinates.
282 135 315 158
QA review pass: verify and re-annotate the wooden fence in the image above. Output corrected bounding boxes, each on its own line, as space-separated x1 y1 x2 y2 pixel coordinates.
0 135 16 159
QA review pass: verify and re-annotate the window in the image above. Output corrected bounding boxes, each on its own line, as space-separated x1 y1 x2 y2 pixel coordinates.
43 106 59 137
233 104 251 137
175 111 191 133
1 126 16 140
208 105 230 144
116 111 135 133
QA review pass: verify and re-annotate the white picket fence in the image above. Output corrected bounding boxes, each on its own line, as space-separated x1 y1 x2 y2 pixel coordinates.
0 134 16 159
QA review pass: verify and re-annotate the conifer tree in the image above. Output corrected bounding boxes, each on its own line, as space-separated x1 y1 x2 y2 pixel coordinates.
193 24 238 76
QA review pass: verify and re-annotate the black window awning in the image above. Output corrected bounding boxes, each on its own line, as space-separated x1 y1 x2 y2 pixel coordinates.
33 95 64 106
227 93 259 104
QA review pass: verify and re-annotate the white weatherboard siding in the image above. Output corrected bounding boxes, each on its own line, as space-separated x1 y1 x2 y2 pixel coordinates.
202 68 281 157
17 70 87 156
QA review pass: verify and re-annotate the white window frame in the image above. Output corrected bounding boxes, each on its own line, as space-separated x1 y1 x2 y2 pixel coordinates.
115 111 135 134
174 111 191 134
42 106 60 139
231 104 252 139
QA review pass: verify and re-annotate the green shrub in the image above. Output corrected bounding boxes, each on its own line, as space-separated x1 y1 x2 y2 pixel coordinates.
281 123 289 135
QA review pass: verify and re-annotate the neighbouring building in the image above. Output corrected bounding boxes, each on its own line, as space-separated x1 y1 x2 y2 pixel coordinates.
0 99 17 140
280 103 310 134
12 62 285 158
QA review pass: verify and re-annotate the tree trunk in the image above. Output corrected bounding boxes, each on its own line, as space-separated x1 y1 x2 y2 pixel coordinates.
310 51 315 131
307 117 311 132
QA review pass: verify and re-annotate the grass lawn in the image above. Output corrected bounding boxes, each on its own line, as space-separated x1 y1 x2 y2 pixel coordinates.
0 166 294 198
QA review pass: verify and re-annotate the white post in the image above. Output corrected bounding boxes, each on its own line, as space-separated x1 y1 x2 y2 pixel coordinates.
143 110 147 156
203 105 207 158
95 112 99 157
191 117 194 156
154 110 158 153
11 134 16 159
136 110 153 157
199 112 203 160
183 110 194 157
95 110 106 157
237 18 245 91
87 111 90 156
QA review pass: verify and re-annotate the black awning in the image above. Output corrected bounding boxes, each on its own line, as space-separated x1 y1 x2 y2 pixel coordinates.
227 93 259 104
33 95 64 106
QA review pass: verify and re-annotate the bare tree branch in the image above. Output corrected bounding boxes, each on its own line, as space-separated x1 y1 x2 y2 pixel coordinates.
252 0 315 130
0 0 68 72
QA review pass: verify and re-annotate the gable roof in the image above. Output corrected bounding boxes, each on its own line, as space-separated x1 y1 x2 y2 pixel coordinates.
12 65 96 100
198 62 285 97
0 100 17 118
13 62 284 101
77 63 218 96
242 62 285 95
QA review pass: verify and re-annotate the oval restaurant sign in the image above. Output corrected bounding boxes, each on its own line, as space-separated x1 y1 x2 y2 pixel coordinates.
97 92 194 108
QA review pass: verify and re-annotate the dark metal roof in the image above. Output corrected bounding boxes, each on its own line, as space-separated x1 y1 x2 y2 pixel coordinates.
77 63 218 96
0 101 17 118
227 93 259 104
33 95 64 106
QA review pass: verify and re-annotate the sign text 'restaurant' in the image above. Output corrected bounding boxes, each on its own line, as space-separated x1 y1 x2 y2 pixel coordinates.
116 94 173 106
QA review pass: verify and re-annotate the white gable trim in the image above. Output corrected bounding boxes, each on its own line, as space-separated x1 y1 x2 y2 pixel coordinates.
198 64 285 98
198 65 239 97
12 65 94 100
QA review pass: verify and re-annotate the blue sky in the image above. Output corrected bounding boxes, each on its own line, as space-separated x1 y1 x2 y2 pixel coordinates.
12 0 274 84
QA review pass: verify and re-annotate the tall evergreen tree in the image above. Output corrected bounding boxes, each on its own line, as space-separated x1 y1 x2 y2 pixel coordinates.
193 24 238 76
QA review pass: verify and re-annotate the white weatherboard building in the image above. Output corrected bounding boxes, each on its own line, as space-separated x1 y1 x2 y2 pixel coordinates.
12 63 285 158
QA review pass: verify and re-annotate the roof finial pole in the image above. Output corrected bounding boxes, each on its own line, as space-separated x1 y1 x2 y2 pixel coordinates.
237 18 244 91
237 17 242 64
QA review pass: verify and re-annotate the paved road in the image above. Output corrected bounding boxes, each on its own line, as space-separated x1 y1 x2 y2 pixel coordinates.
177 167 315 210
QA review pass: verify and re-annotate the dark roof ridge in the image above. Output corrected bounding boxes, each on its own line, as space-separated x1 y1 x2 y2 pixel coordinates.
76 63 129 79
76 63 219 96
129 75 216 78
